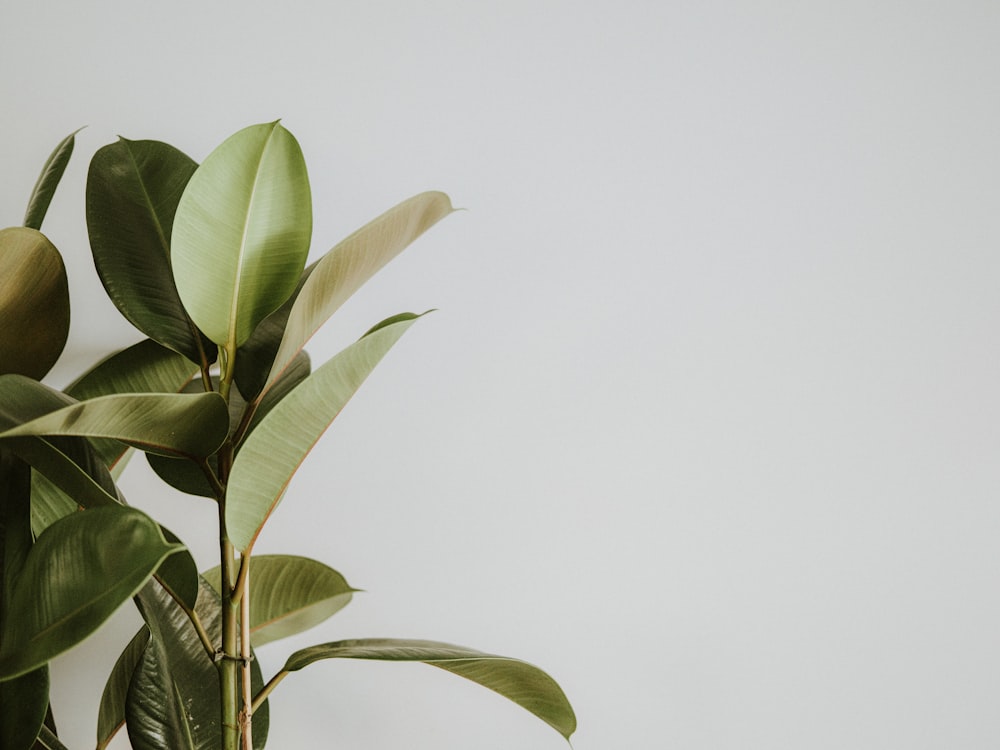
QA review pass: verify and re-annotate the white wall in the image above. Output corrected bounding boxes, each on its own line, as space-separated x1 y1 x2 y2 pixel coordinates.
3 1 1000 748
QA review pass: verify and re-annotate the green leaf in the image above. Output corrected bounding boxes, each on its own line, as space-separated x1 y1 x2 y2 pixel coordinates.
24 129 80 231
64 338 201 468
86 139 213 365
0 506 182 680
0 384 229 460
127 578 269 750
203 555 355 646
282 638 576 740
0 227 69 379
263 191 452 398
225 315 421 551
172 121 312 348
0 451 50 750
34 725 68 750
96 628 149 750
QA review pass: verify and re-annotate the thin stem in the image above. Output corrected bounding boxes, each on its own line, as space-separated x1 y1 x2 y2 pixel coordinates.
218 441 240 750
198 457 226 501
251 670 289 714
239 555 253 750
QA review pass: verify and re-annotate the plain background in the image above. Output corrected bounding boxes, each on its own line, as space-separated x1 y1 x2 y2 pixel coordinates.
3 1 1000 748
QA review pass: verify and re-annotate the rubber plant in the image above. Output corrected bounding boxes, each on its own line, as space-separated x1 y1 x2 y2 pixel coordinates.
0 125 576 749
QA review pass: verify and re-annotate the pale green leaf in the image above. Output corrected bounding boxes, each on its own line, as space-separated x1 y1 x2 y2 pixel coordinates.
0 227 69 379
0 506 182 680
263 191 452 398
203 555 355 646
282 638 576 740
225 315 421 551
172 121 311 348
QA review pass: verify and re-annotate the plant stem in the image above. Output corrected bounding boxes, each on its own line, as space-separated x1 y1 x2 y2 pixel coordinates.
252 670 289 713
218 439 240 750
240 556 253 750
153 574 216 660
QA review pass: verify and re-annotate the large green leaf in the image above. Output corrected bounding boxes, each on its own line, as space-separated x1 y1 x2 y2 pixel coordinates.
281 639 576 740
0 451 50 750
225 315 421 551
96 628 149 750
203 555 355 646
0 506 182 680
127 578 268 750
64 338 201 468
263 191 452 397
0 227 69 379
87 139 213 365
24 129 80 231
172 121 312 348
0 386 228 460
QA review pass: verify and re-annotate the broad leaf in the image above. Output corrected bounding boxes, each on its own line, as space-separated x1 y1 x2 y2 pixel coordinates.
203 555 355 646
96 628 149 750
87 139 213 365
0 227 69 379
172 121 312 348
24 129 80 231
0 387 229 460
65 338 201 469
282 638 576 740
127 578 268 750
264 191 452 398
225 315 421 551
0 452 50 749
0 506 182 680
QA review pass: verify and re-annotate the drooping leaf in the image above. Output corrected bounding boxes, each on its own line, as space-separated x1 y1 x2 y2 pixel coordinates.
67 338 201 447
96 627 149 750
155 527 199 610
9 436 119 517
126 578 268 750
225 315 422 551
0 385 229 460
0 227 69 379
263 191 453 398
24 129 80 231
281 638 576 740
172 121 312 349
0 451 50 749
0 506 182 680
203 555 355 646
86 139 213 365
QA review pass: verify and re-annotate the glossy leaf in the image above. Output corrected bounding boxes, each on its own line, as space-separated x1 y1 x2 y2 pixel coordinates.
86 139 212 364
203 555 355 646
0 506 182 680
127 578 268 750
0 388 229 460
0 227 69 379
264 191 452 397
96 628 149 750
281 639 576 740
0 451 50 749
225 315 421 551
24 129 80 231
172 121 312 348
64 338 200 468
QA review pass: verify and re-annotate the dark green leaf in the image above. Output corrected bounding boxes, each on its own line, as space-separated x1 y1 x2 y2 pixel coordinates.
127 578 268 750
0 228 69 379
203 555 355 646
87 138 213 365
96 628 149 750
24 129 80 231
0 506 182 680
282 638 576 740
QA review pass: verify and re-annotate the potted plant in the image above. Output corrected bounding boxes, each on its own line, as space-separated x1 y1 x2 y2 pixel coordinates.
0 124 575 749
